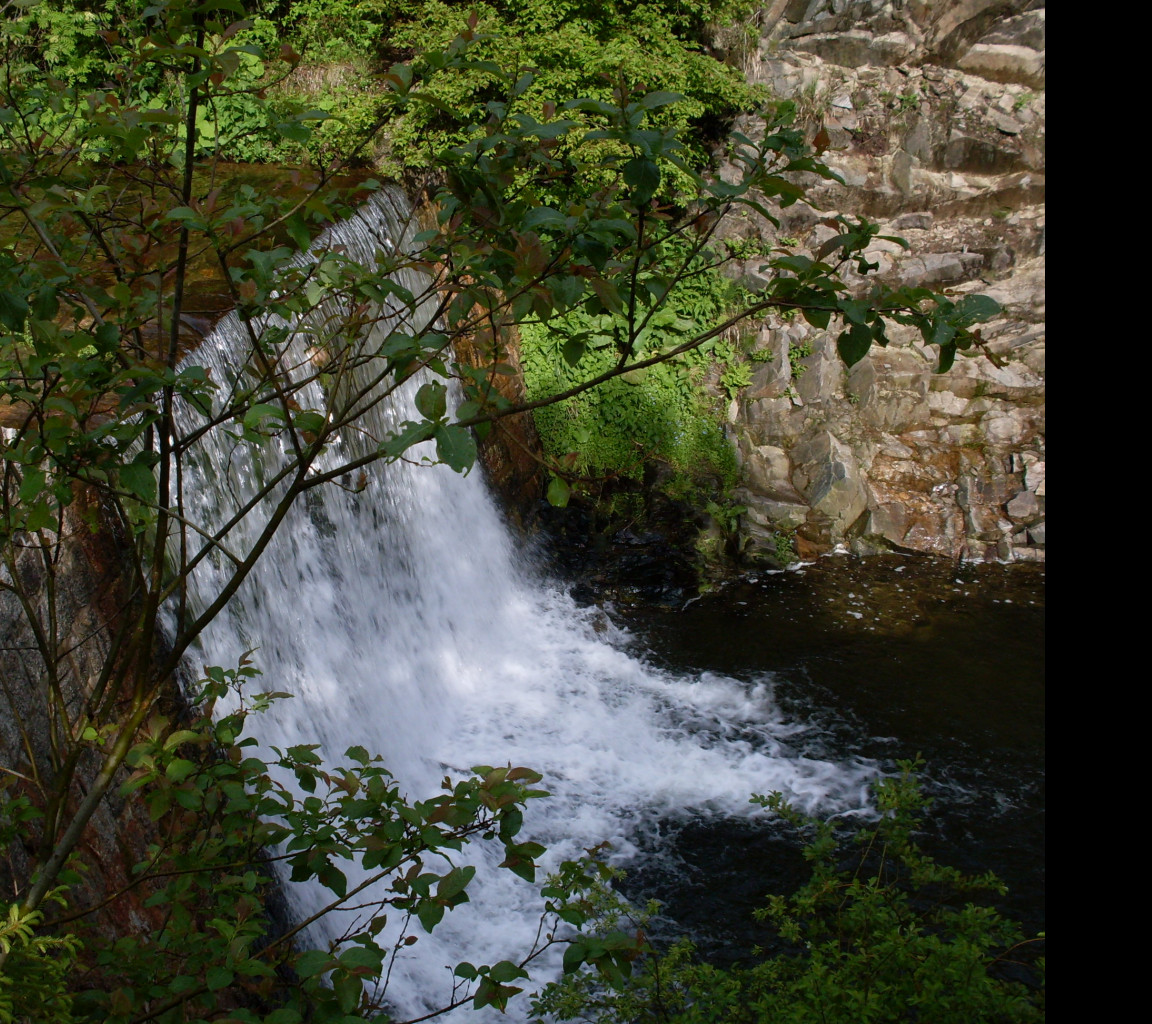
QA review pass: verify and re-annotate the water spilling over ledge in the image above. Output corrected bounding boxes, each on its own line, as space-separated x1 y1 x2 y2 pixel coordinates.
171 189 880 1020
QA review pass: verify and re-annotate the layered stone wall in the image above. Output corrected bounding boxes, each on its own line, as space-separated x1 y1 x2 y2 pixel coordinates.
715 0 1044 562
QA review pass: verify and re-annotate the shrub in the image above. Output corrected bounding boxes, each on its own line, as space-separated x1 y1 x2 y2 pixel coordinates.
532 760 1045 1024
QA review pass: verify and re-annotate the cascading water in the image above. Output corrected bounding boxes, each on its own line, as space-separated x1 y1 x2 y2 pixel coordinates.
173 188 877 1020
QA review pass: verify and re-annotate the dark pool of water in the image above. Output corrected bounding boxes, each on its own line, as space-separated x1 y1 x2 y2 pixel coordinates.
613 553 1044 960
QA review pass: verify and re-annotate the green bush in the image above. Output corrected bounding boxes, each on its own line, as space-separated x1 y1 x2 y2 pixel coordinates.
1 664 557 1022
532 760 1045 1024
284 0 763 186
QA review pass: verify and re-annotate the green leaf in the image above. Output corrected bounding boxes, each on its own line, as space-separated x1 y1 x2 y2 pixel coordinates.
333 971 362 1014
417 900 445 932
32 285 58 321
564 98 619 116
274 119 312 143
590 278 623 315
293 410 326 434
638 90 683 110
339 946 383 971
523 207 568 231
18 468 46 504
549 275 584 313
937 342 957 373
434 423 477 473
623 157 660 204
294 950 332 979
838 298 871 325
243 403 284 430
205 966 233 991
162 730 200 751
489 960 529 983
120 460 157 503
415 381 447 420
953 293 1001 323
319 862 347 898
165 758 197 782
546 476 571 508
561 337 585 366
801 307 831 329
379 419 435 458
773 254 813 274
836 323 873 367
563 941 587 973
0 291 29 330
437 865 477 900
931 322 957 349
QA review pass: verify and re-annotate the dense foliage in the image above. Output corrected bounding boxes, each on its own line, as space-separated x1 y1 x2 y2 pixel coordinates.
327 0 759 185
521 239 743 506
0 664 602 1022
15 0 759 170
532 762 1045 1024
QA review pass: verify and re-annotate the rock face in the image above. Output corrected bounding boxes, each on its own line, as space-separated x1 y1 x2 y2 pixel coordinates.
715 0 1045 563
410 194 548 524
0 494 172 938
451 321 547 524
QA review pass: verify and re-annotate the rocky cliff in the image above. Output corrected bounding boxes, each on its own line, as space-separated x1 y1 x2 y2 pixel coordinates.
715 0 1044 563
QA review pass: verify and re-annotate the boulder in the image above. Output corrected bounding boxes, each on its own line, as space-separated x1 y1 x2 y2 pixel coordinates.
742 444 806 503
1005 489 1040 521
791 431 869 538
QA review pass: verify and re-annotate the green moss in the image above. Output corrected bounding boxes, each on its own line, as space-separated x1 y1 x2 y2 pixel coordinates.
520 255 742 499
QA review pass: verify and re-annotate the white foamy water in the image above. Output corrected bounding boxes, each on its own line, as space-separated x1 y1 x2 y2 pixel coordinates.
173 189 876 1021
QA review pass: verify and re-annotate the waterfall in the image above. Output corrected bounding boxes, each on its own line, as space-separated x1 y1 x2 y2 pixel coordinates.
173 188 876 1021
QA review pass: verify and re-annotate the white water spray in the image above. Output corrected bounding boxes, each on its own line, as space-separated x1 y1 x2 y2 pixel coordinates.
174 189 875 1020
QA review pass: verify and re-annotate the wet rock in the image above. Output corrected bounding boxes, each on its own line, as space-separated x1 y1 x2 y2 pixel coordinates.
531 496 702 608
791 431 869 539
942 130 1023 174
864 503 911 547
978 10 1046 51
0 495 177 941
745 328 792 399
742 443 803 501
1011 545 1044 562
790 30 888 68
1005 489 1039 521
741 497 809 543
1022 453 1045 495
